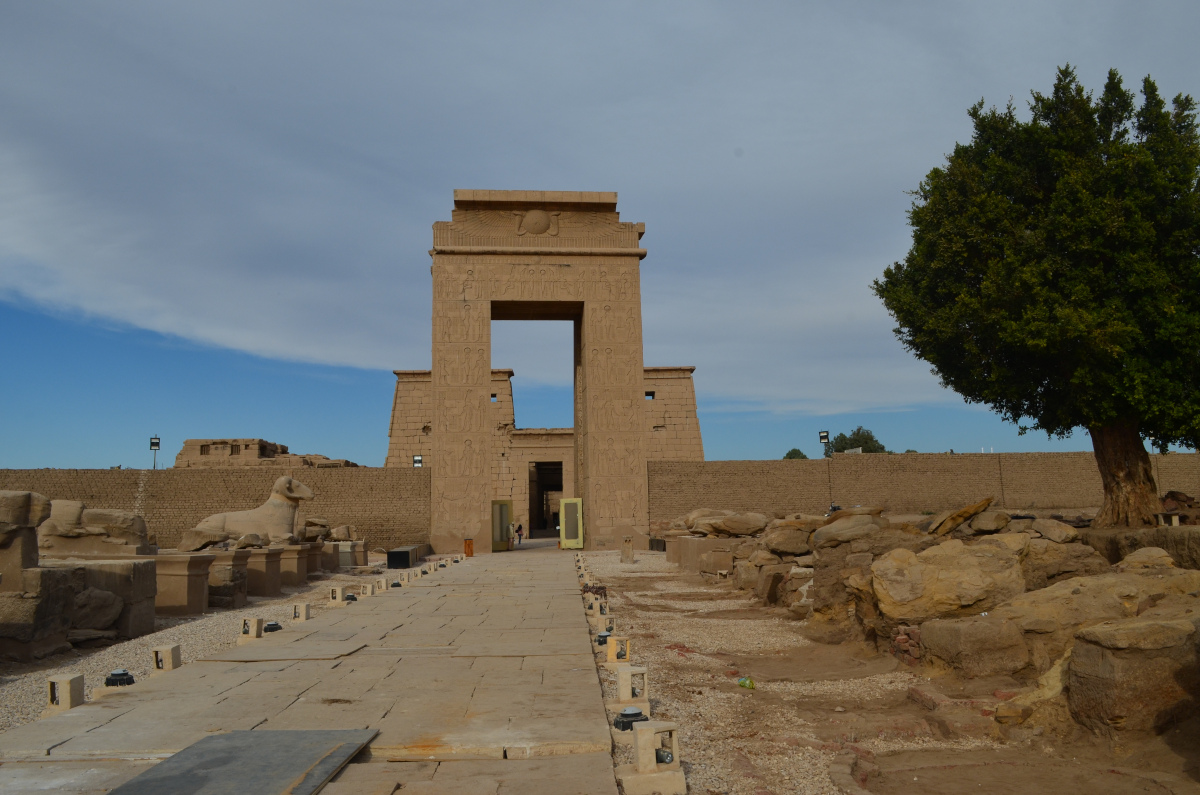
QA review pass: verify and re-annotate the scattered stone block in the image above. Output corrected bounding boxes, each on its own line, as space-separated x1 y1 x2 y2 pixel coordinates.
292 603 312 621
615 720 685 795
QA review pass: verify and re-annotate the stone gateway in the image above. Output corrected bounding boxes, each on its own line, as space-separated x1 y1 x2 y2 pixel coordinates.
385 191 704 553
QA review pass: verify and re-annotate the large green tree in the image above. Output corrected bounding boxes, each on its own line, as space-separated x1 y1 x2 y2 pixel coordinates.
874 66 1200 526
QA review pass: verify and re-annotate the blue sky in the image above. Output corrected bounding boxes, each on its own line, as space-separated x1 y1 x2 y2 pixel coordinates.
2 2 1194 468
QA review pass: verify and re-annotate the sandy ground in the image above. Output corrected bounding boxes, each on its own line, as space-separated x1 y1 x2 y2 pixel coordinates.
584 550 1200 795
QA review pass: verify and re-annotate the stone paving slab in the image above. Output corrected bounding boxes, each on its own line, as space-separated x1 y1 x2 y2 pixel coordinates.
0 548 619 792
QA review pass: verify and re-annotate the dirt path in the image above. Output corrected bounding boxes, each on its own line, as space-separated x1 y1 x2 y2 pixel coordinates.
585 550 1200 795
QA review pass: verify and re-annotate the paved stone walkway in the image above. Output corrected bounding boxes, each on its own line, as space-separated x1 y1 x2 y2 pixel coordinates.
0 546 618 794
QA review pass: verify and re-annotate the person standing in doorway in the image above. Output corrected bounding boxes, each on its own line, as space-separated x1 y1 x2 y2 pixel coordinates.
516 523 524 545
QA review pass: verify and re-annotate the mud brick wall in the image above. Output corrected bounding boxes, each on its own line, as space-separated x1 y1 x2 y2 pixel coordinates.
0 467 431 550
647 453 1200 520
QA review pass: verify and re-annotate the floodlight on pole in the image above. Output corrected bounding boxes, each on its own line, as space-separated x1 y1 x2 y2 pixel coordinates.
150 436 160 470
818 431 829 445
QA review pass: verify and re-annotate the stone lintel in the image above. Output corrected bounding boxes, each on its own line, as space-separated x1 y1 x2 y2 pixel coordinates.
453 189 617 211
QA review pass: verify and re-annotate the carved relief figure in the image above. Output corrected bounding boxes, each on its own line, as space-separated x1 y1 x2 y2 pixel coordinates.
513 209 560 236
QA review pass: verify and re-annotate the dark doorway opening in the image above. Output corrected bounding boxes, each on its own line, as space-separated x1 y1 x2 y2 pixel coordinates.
528 461 564 539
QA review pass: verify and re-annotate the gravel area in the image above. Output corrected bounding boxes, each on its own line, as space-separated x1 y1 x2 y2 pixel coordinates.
0 569 383 732
584 550 1000 795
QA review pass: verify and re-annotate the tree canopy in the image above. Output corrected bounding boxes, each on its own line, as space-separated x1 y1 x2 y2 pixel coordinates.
873 66 1200 524
823 426 888 458
783 448 809 460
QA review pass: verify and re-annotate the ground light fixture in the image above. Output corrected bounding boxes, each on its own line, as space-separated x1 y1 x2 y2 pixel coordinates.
613 707 648 731
105 669 135 687
263 621 282 633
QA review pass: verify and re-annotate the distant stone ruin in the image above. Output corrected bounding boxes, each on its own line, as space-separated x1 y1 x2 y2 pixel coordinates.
174 438 358 468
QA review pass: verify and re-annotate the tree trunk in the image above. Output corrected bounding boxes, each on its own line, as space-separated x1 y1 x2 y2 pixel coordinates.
1090 420 1160 527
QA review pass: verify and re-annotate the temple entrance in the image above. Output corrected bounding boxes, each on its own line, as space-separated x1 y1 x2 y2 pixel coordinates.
528 461 564 538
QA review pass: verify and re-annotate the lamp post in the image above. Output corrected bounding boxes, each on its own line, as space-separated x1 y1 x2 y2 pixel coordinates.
150 436 160 470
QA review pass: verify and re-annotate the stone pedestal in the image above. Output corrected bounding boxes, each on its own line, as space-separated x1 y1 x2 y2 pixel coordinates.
278 544 309 587
352 541 368 567
246 548 283 596
0 528 38 593
320 541 341 573
208 549 251 609
305 541 324 578
42 557 158 639
153 554 215 616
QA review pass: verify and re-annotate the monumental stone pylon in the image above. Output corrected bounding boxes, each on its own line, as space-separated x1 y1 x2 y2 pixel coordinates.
429 190 650 552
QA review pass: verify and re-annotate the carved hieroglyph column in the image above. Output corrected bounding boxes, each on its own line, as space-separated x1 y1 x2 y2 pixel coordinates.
428 190 649 552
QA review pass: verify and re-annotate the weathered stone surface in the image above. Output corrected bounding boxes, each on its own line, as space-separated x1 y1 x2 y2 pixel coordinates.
972 532 1030 556
755 563 792 603
78 510 147 546
811 515 886 549
1069 616 1200 734
685 509 732 528
732 540 757 560
1007 518 1034 534
931 497 994 535
734 560 759 590
698 550 733 574
994 568 1200 673
968 510 1010 534
1032 518 1078 544
747 549 781 567
1116 546 1176 572
709 513 769 536
0 491 50 530
1081 525 1200 570
73 588 123 630
761 523 812 555
36 500 85 536
870 540 1024 624
920 616 1028 677
824 506 884 521
1021 539 1111 590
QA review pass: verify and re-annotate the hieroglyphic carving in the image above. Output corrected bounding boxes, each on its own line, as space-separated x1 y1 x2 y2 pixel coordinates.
435 302 489 343
437 390 486 433
435 345 489 386
442 436 485 477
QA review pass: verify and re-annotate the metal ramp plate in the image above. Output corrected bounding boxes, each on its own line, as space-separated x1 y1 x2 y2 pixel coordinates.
108 729 376 795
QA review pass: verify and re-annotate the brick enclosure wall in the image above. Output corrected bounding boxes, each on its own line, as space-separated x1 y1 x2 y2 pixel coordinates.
647 453 1200 520
0 467 431 550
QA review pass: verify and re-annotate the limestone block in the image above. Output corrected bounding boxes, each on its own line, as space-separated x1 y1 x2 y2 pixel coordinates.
1116 547 1176 572
0 567 74 660
968 510 1010 534
208 549 250 609
675 537 732 571
292 603 312 621
698 551 733 574
761 523 812 555
870 540 1024 624
920 616 1029 677
306 541 325 576
1032 518 1078 544
154 554 214 616
278 545 309 587
0 528 38 593
73 587 123 630
115 597 155 639
755 563 792 603
733 560 759 590
79 509 148 546
246 548 283 596
747 549 781 566
1021 539 1110 590
811 515 887 549
321 541 341 572
1069 617 1200 734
